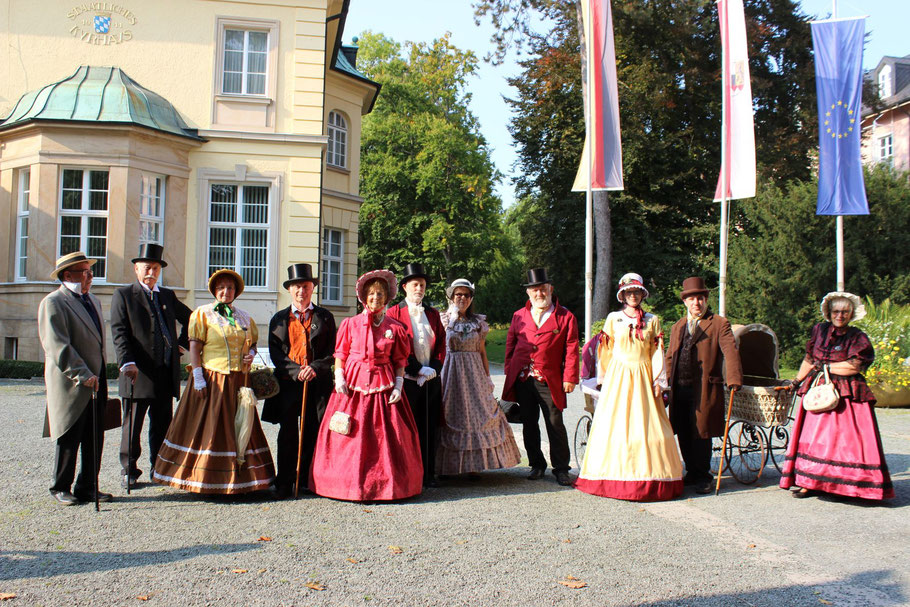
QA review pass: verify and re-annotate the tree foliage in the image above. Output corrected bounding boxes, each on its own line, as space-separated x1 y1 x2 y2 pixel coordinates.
356 32 512 307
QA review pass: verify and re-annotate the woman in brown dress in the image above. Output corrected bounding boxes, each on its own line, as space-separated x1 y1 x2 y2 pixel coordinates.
153 269 275 494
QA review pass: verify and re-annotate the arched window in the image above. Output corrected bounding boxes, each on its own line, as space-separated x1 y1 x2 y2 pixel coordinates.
327 111 348 169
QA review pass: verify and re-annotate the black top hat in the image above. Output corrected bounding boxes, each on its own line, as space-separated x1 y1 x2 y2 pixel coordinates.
523 268 552 287
283 263 319 289
131 243 168 267
399 263 430 288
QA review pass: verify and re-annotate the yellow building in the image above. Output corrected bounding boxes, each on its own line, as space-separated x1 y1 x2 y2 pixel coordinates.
0 0 378 361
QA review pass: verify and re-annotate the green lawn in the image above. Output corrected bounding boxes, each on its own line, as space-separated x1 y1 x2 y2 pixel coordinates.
486 328 508 366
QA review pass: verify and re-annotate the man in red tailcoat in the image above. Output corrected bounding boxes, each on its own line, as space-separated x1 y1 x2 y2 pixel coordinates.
502 268 579 486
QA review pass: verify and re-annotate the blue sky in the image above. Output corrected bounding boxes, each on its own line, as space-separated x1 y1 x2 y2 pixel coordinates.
344 0 909 208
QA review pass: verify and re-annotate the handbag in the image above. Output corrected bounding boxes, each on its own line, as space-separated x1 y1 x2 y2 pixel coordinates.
235 387 257 463
329 410 351 435
103 398 122 431
248 351 280 399
802 364 840 413
498 399 522 424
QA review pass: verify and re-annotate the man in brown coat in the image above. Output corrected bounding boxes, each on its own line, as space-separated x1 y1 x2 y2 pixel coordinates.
665 277 743 494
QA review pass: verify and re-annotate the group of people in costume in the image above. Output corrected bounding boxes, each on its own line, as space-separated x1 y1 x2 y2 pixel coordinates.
38 248 892 506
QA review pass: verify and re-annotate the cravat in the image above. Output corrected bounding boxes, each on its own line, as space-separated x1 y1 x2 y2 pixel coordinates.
151 291 173 365
214 302 236 326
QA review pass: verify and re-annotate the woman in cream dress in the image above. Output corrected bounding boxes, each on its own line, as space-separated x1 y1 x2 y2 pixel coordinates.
575 273 684 501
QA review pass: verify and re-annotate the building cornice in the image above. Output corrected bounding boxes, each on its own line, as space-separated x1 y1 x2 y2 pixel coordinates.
322 187 364 204
197 129 328 145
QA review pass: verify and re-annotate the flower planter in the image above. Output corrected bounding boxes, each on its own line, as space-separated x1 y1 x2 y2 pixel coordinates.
871 383 910 408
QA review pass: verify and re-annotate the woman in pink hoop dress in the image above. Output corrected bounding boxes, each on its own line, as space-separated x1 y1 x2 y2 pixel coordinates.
309 269 423 501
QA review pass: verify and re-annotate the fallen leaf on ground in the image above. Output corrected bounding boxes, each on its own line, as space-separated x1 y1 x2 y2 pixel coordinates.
747 544 756 549
346 558 359 563
0 593 16 600
558 577 587 589
563 538 572 543
136 595 150 601
258 569 267 573
818 600 832 605
388 545 403 554
231 569 248 574
455 540 468 545
305 581 326 591
362 508 372 513
257 536 272 542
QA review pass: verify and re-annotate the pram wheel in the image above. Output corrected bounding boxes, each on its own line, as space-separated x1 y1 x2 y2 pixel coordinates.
725 421 767 484
574 414 592 471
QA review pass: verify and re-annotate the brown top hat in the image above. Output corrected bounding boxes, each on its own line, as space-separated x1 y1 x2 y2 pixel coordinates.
283 263 319 289
680 276 710 300
51 251 97 280
523 268 552 287
131 243 168 267
399 263 430 288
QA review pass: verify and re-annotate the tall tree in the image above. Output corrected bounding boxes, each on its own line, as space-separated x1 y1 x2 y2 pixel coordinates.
356 32 507 304
476 0 817 323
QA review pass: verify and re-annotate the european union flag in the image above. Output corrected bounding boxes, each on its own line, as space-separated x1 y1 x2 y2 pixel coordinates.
811 18 869 215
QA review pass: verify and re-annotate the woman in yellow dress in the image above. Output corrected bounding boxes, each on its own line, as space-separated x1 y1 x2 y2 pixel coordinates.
575 273 684 501
153 269 275 494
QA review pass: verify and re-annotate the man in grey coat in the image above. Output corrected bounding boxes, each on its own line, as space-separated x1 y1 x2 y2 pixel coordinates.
38 252 113 505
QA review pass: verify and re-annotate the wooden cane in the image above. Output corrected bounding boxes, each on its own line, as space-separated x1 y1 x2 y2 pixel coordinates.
92 391 100 512
125 381 133 495
715 387 738 496
294 377 310 498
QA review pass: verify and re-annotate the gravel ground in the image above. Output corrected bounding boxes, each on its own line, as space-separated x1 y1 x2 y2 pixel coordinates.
1 374 908 607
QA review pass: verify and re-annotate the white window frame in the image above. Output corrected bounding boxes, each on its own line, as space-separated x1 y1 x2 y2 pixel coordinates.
321 228 344 305
58 168 109 280
14 169 30 281
327 111 348 169
214 17 278 100
878 134 894 163
207 182 272 290
139 173 166 248
222 28 269 96
879 65 892 98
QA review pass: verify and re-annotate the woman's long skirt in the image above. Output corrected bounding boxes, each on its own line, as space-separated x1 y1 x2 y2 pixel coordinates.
154 370 275 494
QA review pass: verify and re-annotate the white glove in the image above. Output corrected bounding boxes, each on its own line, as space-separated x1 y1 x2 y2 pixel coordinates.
334 367 348 395
192 367 206 391
416 375 428 387
389 376 404 403
419 366 437 381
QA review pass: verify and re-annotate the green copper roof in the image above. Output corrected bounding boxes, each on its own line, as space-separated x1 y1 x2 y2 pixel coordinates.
0 66 202 140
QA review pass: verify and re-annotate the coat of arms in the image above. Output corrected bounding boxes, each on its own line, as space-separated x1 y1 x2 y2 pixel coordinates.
94 12 111 34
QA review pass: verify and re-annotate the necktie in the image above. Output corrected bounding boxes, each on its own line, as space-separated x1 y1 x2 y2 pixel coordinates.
214 302 236 326
80 293 103 334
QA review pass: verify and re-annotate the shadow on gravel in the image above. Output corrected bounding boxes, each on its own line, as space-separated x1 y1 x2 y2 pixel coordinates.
0 543 259 581
411 469 575 504
622 569 904 606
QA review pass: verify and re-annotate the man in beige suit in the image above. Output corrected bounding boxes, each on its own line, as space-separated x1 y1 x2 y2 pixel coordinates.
38 252 113 505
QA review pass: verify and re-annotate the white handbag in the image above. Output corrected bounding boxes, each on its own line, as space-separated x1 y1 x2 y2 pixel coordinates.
802 365 840 413
328 410 351 435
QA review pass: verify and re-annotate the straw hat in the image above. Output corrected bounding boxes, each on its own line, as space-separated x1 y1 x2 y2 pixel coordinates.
446 278 476 300
50 251 96 280
208 269 244 298
820 291 866 322
616 272 650 302
355 269 396 306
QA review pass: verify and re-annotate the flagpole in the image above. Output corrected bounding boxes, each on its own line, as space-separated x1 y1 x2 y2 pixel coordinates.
718 0 729 317
584 0 594 341
832 0 846 291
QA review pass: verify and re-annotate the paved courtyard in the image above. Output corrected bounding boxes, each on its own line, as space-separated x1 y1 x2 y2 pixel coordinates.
1 375 908 606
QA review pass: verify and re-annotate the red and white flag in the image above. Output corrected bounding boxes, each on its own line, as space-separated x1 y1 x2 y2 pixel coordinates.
714 0 756 201
573 0 623 191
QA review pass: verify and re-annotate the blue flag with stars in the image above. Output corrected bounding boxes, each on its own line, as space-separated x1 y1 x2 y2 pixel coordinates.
811 18 869 215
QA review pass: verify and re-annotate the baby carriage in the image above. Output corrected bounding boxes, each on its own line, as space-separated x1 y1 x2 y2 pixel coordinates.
713 323 796 484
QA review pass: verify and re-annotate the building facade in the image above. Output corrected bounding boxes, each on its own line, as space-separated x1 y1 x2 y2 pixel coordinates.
0 0 378 361
861 54 910 172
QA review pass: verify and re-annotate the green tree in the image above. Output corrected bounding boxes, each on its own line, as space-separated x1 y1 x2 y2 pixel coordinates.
356 32 508 305
727 166 910 366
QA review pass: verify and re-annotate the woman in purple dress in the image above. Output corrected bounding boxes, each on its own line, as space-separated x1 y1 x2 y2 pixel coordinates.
781 292 893 500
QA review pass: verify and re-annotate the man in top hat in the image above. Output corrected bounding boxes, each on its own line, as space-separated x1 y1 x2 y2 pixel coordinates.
502 268 579 486
262 264 337 498
665 276 743 494
110 243 192 488
386 262 446 486
38 252 113 505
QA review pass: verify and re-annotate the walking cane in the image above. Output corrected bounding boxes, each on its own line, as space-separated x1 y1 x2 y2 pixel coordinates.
92 390 100 512
125 380 133 495
294 355 310 499
714 387 738 496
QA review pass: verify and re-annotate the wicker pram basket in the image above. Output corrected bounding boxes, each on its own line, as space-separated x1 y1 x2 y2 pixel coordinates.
724 324 793 427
